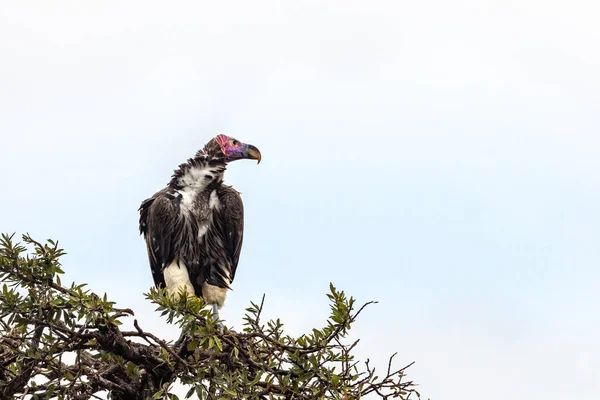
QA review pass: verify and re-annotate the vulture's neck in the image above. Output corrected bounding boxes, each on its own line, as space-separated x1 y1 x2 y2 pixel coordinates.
168 148 227 192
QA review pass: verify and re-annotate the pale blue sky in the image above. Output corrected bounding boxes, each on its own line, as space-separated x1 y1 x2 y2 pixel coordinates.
1 1 599 399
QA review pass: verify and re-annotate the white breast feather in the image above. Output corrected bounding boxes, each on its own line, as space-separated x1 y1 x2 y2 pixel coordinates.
209 190 220 210
179 187 197 212
198 223 209 239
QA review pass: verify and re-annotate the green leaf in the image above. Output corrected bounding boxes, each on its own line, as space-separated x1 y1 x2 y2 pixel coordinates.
187 340 198 351
332 374 340 386
152 391 163 400
214 337 223 352
185 386 196 399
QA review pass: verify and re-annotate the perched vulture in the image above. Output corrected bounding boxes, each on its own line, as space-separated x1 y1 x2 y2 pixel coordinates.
138 134 261 321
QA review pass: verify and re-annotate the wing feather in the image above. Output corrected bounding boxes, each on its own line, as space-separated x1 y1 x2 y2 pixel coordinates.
139 190 182 288
217 185 245 282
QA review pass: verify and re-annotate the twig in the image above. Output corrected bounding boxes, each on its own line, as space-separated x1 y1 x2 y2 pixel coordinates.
133 319 190 368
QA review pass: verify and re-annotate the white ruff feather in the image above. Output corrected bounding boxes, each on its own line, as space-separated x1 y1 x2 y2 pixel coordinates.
177 165 214 212
177 165 214 188
163 259 195 297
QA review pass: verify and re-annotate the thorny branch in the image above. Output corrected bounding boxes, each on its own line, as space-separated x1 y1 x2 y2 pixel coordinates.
0 233 421 400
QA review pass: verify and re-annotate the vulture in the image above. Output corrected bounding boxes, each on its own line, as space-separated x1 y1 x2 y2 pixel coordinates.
138 134 261 321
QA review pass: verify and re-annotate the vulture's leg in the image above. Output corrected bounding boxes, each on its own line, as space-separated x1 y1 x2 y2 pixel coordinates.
203 282 226 332
211 303 220 320
211 303 224 332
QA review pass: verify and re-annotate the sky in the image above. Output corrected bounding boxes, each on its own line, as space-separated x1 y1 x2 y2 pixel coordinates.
1 0 599 398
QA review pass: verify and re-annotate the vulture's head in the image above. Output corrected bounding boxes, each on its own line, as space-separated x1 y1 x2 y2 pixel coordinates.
212 134 262 164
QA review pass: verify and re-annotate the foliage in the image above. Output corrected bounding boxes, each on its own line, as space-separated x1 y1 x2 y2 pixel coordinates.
0 233 419 399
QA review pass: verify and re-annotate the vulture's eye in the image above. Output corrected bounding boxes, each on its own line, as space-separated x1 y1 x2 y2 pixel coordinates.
232 140 239 146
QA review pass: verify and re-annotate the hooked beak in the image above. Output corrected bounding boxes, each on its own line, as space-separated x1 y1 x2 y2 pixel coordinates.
245 144 262 164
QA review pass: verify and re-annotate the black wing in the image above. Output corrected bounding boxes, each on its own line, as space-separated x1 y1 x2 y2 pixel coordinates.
139 189 182 288
217 185 245 282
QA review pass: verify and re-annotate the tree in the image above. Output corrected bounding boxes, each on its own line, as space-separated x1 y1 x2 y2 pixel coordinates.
0 233 420 399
